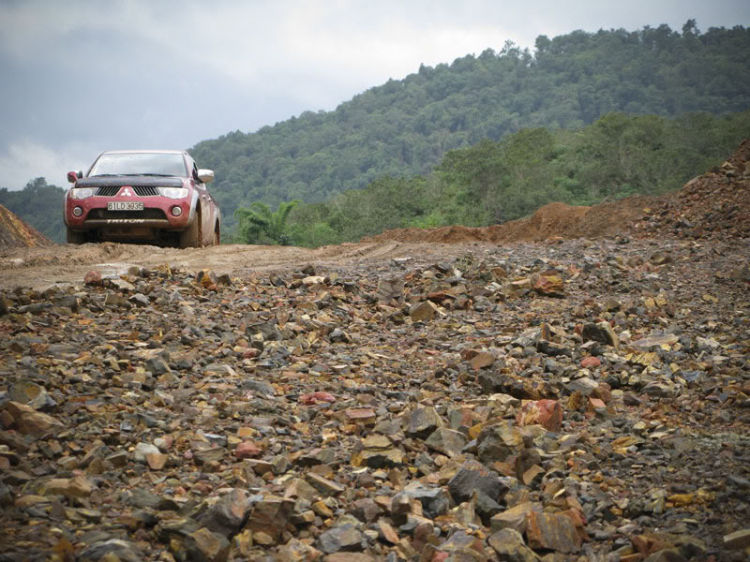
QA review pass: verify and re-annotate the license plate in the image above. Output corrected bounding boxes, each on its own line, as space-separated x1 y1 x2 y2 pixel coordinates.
107 202 144 211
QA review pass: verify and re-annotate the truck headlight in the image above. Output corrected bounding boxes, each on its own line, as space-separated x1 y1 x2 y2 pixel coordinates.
69 188 94 200
158 187 189 199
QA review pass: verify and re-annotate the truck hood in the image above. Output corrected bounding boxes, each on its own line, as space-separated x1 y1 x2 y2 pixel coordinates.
75 177 185 188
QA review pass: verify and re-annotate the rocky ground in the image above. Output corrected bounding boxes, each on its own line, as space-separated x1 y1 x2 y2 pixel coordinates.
0 141 749 561
1 233 749 562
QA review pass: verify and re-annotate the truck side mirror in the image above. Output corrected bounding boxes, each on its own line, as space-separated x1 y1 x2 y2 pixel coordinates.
197 169 214 184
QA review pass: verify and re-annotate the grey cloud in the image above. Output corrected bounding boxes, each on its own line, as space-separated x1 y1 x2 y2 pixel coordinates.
1 0 749 189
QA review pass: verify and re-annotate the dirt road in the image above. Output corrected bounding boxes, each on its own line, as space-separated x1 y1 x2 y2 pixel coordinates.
0 240 496 290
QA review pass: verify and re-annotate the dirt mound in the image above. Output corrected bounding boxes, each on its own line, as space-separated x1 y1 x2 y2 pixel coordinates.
363 224 491 244
486 197 655 242
636 139 750 239
365 197 656 245
0 205 53 249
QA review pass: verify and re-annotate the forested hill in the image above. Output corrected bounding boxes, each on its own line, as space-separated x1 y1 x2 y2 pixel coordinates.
191 22 750 223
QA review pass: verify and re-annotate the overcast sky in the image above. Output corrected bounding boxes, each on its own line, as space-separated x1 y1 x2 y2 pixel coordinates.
1 0 748 190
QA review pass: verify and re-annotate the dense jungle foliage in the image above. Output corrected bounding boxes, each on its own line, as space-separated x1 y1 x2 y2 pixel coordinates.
193 22 750 229
266 110 749 247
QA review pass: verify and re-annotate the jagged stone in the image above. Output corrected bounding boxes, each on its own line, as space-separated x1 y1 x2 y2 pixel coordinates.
525 511 581 553
78 539 143 562
1 401 65 437
318 523 364 554
448 460 508 504
477 422 526 465
406 406 444 439
488 529 539 562
198 488 252 537
244 495 294 544
424 427 467 457
490 502 542 534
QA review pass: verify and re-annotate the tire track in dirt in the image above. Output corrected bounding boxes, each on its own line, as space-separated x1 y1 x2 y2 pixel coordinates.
0 240 486 290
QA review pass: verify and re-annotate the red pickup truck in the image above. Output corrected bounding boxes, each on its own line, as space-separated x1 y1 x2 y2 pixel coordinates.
64 150 221 247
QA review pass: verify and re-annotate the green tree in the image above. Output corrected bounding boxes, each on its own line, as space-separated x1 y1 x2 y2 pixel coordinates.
234 200 300 245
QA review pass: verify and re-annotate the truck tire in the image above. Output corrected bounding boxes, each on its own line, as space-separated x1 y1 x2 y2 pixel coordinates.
180 209 202 248
66 227 86 244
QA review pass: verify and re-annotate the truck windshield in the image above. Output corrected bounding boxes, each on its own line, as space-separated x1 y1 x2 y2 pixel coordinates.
89 153 187 177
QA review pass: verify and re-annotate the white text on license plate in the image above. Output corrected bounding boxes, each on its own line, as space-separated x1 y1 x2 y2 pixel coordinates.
108 202 144 211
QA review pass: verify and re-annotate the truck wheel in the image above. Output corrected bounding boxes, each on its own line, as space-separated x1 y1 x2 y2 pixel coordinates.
66 228 86 244
180 210 202 248
213 224 220 246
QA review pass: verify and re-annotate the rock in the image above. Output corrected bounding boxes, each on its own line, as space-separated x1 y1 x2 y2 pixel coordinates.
478 371 557 400
350 498 381 524
230 530 253 559
582 321 619 350
330 328 353 343
565 376 600 396
193 446 226 465
244 495 294 544
724 529 750 549
477 422 526 465
531 273 565 297
111 278 135 292
436 530 487 559
466 350 495 370
351 434 404 468
410 300 440 322
525 511 581 553
305 472 345 496
473 489 503 526
79 539 143 562
318 523 364 554
377 277 404 304
302 275 326 285
325 553 375 562
2 401 65 437
278 538 321 561
134 442 160 462
488 529 539 562
235 441 262 459
196 269 219 288
129 293 150 307
641 550 686 562
180 528 230 562
199 488 252 537
105 292 129 308
145 355 170 375
41 475 93 499
299 447 335 466
515 400 563 432
145 451 168 470
448 460 508 504
406 406 444 439
424 427 467 457
649 251 672 265
490 502 542 534
580 356 601 369
84 270 102 285
398 486 451 519
8 380 54 410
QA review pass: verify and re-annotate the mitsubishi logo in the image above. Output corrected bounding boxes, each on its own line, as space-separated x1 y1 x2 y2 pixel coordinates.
120 187 134 197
